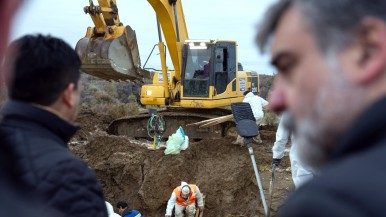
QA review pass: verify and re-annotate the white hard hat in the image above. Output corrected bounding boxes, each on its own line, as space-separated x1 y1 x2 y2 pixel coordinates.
180 181 190 194
182 186 190 195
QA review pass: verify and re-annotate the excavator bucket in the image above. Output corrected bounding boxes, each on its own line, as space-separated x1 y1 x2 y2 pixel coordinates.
76 25 151 83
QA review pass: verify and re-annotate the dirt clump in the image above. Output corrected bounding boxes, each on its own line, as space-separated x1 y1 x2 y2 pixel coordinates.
72 108 113 141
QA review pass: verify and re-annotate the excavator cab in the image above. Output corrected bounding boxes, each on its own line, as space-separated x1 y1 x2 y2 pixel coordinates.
182 40 237 98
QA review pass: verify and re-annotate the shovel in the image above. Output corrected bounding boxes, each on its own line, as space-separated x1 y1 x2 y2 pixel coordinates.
230 102 269 217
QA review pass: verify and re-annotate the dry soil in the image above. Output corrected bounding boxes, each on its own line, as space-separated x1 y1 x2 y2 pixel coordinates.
69 110 293 217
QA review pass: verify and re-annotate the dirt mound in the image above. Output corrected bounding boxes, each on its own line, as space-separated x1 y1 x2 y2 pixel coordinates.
70 132 291 216
72 108 113 141
69 109 293 216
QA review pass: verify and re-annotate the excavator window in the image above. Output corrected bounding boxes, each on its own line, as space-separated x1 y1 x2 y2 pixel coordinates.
182 44 213 97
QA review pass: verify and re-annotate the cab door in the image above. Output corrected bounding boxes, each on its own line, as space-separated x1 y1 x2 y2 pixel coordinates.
213 42 236 96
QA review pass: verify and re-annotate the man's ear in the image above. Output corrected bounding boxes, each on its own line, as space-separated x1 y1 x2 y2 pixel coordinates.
62 83 76 108
355 17 386 84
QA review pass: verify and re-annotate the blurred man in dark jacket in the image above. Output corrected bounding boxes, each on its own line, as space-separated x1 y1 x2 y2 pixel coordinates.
0 34 107 217
257 0 386 216
0 1 50 217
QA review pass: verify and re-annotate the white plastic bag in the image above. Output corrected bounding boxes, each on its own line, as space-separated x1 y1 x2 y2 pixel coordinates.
181 136 189 150
164 127 186 155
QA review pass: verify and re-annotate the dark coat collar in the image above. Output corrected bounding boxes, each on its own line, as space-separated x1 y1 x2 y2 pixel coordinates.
332 97 386 160
1 100 79 144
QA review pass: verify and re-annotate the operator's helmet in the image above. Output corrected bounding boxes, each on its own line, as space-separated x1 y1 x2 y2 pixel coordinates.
200 60 209 69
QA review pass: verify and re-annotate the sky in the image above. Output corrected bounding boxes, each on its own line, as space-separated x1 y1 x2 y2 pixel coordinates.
11 0 277 75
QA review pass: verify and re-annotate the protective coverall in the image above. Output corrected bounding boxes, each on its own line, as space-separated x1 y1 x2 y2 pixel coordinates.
105 202 121 217
165 182 204 217
272 112 315 188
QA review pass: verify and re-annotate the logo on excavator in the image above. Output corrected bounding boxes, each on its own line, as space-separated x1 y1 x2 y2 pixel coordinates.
191 101 204 108
239 78 246 91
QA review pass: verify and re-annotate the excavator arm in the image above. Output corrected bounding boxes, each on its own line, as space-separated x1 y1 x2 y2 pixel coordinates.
83 0 107 34
76 0 189 102
83 0 122 34
148 0 188 81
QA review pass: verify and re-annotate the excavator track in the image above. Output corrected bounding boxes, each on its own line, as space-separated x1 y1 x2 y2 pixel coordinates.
108 108 238 140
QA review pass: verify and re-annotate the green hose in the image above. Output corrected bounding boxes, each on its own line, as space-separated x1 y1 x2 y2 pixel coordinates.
147 114 166 138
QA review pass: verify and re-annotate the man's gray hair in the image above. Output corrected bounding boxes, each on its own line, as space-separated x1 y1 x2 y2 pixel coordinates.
257 0 386 54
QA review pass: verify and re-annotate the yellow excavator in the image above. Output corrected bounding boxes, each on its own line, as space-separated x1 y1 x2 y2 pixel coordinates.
76 0 260 140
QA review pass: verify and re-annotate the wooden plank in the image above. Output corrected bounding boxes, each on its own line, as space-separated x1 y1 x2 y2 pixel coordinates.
198 115 233 128
186 115 233 127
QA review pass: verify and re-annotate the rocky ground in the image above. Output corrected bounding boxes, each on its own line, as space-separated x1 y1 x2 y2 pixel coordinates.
69 109 293 217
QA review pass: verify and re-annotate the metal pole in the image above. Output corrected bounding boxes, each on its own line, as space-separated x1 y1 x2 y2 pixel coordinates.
156 16 162 43
143 44 157 69
248 143 269 216
172 3 180 42
155 17 170 99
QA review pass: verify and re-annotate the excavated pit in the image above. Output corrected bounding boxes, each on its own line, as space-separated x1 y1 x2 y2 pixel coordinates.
70 109 293 216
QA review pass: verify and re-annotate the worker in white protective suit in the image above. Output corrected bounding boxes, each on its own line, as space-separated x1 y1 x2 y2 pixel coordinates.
105 201 121 217
272 112 315 188
165 181 204 217
233 90 269 145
